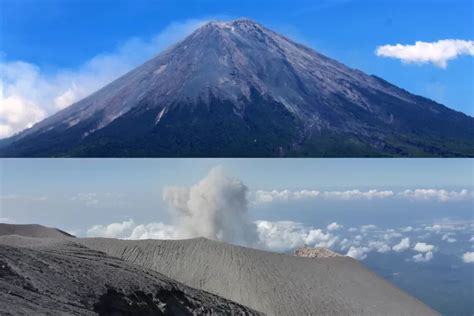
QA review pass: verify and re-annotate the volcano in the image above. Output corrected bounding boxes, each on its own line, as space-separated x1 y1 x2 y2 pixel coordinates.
1 19 472 157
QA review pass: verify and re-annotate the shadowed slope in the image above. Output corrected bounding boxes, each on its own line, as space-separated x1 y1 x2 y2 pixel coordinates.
0 235 260 315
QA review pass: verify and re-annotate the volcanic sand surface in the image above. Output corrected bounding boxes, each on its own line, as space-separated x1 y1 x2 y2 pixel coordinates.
79 237 439 316
0 234 259 315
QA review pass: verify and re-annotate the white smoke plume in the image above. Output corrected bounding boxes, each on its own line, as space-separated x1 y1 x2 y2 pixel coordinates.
163 166 258 246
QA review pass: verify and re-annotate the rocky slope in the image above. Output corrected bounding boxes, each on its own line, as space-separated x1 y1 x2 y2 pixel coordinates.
293 246 343 258
0 19 472 157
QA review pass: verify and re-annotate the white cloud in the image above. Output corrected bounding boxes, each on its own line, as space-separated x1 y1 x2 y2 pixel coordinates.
392 238 410 252
86 219 179 240
322 190 394 200
0 18 208 138
399 189 471 202
401 226 414 233
255 188 471 204
346 246 370 260
360 224 377 233
441 233 456 243
413 242 435 253
423 220 472 234
383 232 403 240
327 222 343 231
306 229 337 248
462 252 474 263
339 238 356 250
254 189 393 203
87 219 135 238
0 217 15 224
376 39 474 68
256 220 337 251
0 81 46 138
53 83 83 110
368 241 391 253
342 237 391 257
254 190 320 203
424 224 443 233
128 222 180 240
413 251 434 263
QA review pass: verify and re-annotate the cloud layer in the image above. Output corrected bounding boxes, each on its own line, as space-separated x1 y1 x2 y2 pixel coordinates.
0 19 207 138
254 188 471 203
376 39 474 68
399 189 471 202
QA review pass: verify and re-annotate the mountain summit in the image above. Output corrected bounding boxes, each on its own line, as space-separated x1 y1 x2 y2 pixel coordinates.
1 19 473 157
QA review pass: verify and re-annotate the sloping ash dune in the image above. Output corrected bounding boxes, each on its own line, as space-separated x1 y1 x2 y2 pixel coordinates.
79 237 439 315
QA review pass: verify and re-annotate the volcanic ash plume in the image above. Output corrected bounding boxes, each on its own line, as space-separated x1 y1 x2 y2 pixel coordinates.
163 166 258 246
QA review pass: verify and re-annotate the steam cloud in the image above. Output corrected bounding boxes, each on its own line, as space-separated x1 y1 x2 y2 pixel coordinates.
163 166 258 246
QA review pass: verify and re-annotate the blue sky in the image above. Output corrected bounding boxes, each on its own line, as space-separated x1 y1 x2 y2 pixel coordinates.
0 0 473 138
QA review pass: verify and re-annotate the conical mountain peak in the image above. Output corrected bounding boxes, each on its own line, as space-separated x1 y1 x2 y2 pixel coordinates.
192 18 277 46
1 19 472 157
203 18 262 29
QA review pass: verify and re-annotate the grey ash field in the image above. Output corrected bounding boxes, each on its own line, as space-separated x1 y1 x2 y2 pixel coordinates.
0 19 472 157
0 223 438 315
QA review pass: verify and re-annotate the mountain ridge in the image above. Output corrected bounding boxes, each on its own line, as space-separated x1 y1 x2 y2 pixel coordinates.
0 223 74 238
